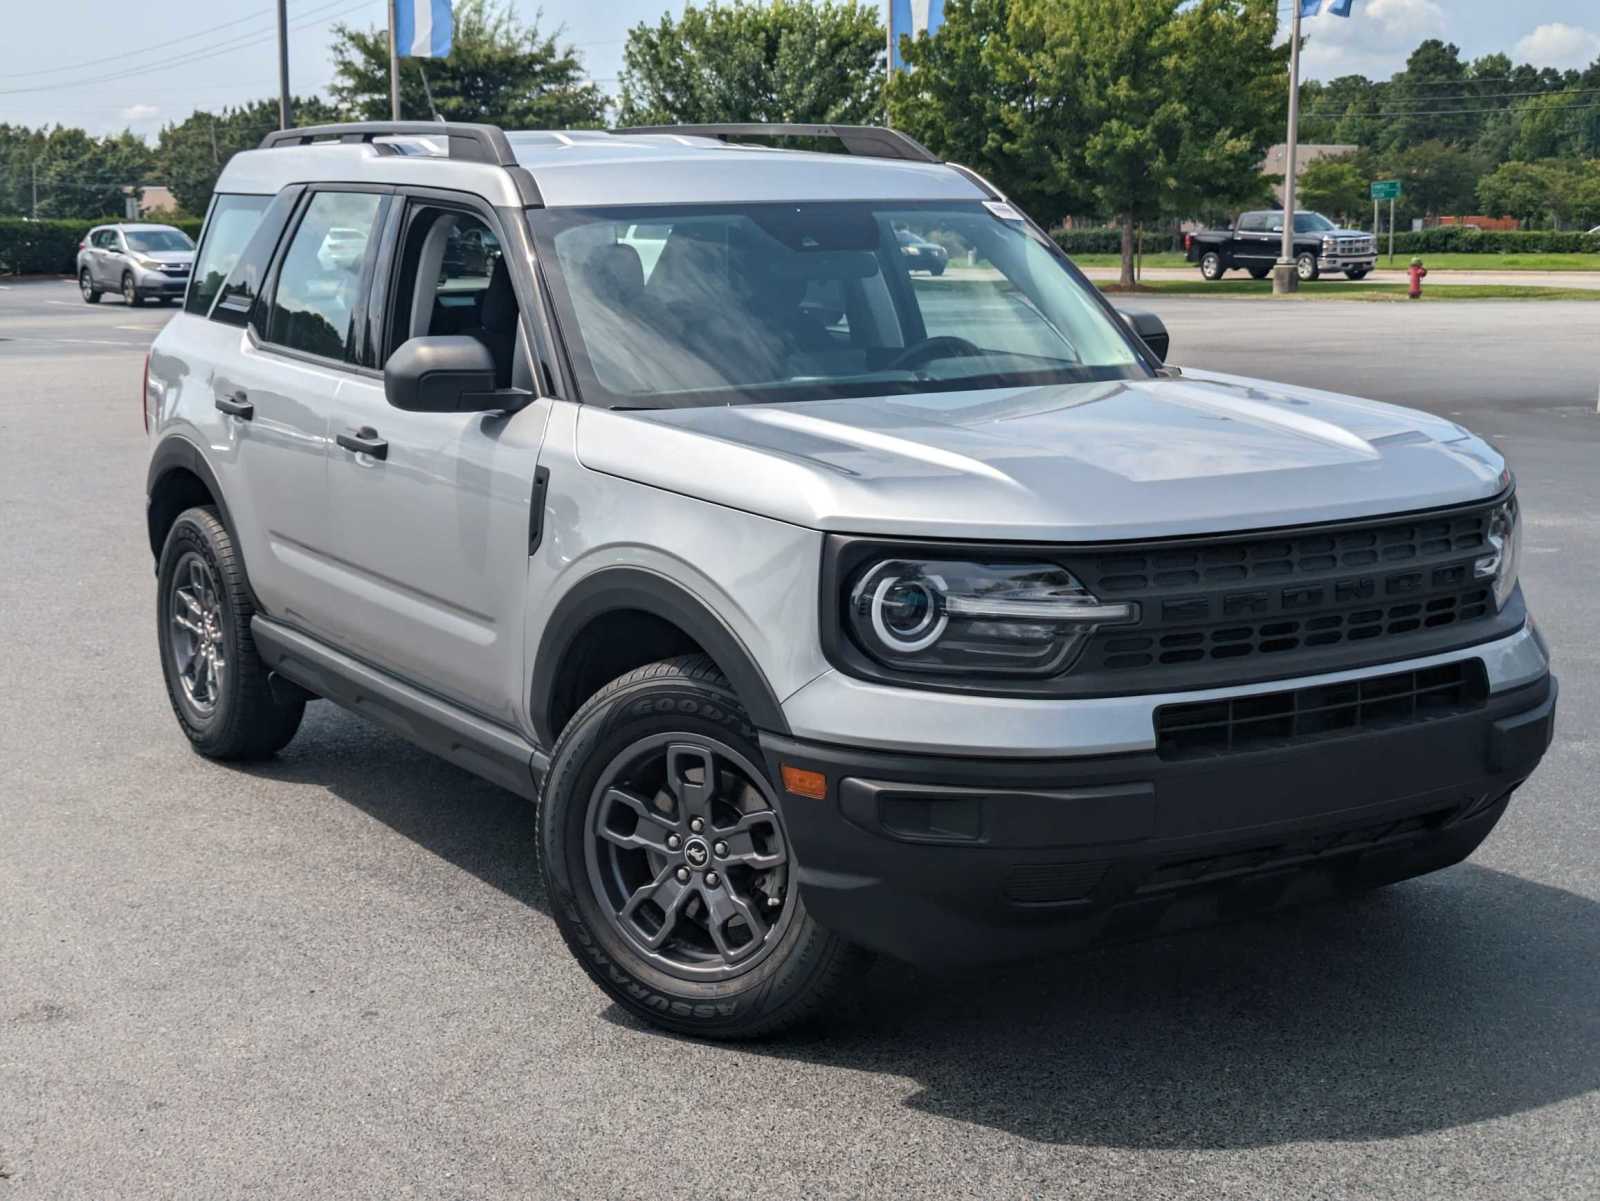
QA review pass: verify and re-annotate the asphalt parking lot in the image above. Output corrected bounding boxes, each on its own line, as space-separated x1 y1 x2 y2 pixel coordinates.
2 277 1597 1199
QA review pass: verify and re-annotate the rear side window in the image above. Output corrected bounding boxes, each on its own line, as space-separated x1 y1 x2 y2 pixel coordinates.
211 187 303 328
1238 213 1266 232
186 195 272 316
265 191 386 362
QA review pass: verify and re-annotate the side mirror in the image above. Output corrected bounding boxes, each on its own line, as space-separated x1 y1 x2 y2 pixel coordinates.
1117 307 1169 363
384 335 508 413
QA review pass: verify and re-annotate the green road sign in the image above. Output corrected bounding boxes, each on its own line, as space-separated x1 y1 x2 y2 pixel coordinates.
1370 180 1402 200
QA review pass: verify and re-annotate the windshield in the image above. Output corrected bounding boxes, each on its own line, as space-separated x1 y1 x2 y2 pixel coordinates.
125 229 194 253
528 201 1146 409
1293 212 1336 233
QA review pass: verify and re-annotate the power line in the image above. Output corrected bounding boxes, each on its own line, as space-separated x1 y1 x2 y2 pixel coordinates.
0 0 375 97
5 7 282 79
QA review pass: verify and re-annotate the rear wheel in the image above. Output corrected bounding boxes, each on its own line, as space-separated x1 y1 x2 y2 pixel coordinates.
157 506 304 760
539 655 865 1039
1200 251 1226 280
122 272 144 306
79 269 101 303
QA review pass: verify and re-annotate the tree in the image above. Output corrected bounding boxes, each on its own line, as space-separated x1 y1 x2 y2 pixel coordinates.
1384 140 1481 221
0 125 156 219
893 0 1284 287
158 98 336 216
617 1 885 126
330 0 605 127
1297 157 1366 225
1477 160 1586 228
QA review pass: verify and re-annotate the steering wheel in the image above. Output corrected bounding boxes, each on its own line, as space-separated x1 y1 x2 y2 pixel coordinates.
888 335 985 372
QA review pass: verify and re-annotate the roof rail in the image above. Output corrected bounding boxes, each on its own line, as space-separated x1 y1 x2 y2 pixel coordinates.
256 121 542 206
614 123 940 164
258 121 517 167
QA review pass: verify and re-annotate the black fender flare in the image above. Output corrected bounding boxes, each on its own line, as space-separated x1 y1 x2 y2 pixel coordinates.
530 566 790 747
145 435 237 563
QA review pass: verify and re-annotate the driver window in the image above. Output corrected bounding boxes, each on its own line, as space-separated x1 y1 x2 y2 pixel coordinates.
387 207 519 387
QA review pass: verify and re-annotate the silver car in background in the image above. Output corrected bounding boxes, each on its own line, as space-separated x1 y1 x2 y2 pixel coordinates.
78 222 195 306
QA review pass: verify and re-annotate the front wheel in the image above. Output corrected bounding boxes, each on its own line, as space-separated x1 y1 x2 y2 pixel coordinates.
539 656 865 1039
1345 268 1370 280
1296 252 1320 282
122 273 144 306
157 506 304 759
1200 251 1226 280
79 269 101 303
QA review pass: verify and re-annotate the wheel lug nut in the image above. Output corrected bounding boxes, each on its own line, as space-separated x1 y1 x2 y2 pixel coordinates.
713 841 728 858
704 872 719 888
666 834 681 850
689 818 704 833
675 867 691 884
767 896 781 908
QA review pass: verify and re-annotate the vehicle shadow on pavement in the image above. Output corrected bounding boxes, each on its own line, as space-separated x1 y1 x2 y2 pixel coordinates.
717 866 1600 1149
246 706 549 914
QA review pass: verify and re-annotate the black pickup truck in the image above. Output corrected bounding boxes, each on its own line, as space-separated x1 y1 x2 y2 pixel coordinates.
1185 210 1376 282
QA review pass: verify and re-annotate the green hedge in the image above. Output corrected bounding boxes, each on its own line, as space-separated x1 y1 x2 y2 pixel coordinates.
0 215 205 275
1052 225 1600 257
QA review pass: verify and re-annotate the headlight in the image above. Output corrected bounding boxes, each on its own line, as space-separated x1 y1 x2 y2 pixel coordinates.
845 559 1138 676
902 245 921 255
1474 497 1521 610
136 257 163 271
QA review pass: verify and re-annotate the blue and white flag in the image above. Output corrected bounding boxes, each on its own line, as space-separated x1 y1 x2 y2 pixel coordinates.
1298 0 1322 15
889 0 945 71
395 0 452 58
1326 0 1354 16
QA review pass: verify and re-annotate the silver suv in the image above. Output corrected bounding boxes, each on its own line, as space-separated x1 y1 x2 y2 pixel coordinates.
79 222 195 305
143 122 1556 1039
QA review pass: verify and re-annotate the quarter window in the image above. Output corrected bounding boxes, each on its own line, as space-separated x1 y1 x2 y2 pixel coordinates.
265 191 385 362
186 195 272 316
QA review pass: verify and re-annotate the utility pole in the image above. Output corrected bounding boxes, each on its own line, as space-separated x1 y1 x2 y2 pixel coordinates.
31 159 38 219
389 0 402 120
1273 3 1304 295
276 0 292 129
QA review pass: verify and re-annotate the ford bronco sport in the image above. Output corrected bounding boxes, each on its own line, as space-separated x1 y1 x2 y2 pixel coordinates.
143 122 1556 1038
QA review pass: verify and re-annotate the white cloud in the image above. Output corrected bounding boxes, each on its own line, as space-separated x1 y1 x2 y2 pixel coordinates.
1299 0 1446 82
120 103 160 124
1512 23 1600 71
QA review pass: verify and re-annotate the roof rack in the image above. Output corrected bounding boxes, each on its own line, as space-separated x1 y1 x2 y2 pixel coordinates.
256 121 542 206
614 123 940 164
258 121 519 167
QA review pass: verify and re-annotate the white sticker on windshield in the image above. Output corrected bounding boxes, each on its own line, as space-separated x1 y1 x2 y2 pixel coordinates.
983 200 1025 224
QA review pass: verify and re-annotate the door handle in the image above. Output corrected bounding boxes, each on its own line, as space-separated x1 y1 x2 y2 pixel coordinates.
215 391 253 419
337 426 389 460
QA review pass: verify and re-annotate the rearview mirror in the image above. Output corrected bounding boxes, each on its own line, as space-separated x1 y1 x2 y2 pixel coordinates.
1117 307 1169 363
384 335 518 413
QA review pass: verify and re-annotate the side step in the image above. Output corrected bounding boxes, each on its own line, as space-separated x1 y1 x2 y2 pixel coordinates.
252 616 547 799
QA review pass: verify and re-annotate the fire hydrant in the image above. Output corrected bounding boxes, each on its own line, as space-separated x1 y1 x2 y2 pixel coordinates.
1408 256 1427 299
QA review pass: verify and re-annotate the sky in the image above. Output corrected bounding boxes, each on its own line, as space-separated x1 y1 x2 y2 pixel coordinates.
1 0 1596 140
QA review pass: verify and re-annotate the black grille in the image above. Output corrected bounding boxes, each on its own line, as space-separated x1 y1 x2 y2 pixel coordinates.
1137 805 1459 894
1068 502 1502 680
1004 861 1108 905
1154 659 1488 760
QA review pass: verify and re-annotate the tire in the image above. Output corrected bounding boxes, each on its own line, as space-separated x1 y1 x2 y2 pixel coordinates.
1296 252 1320 282
1247 266 1270 280
122 272 144 306
1200 251 1226 280
157 506 304 760
930 261 946 276
538 655 866 1039
1345 268 1370 280
79 268 101 303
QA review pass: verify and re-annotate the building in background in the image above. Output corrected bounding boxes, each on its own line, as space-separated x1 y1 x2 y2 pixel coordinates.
1259 142 1357 205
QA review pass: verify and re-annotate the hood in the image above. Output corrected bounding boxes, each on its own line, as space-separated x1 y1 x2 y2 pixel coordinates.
576 372 1506 541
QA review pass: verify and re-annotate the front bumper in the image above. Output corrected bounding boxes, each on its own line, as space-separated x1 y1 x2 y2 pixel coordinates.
1318 254 1377 272
133 267 189 296
762 672 1555 966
